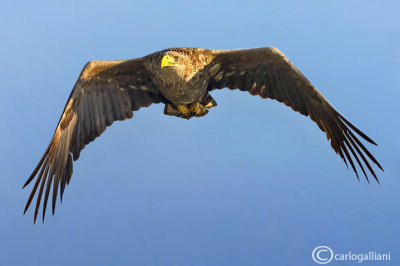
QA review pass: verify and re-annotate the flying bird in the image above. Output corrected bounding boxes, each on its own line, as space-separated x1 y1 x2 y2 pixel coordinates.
23 47 383 223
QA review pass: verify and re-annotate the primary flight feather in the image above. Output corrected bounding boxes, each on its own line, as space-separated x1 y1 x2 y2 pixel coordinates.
23 47 383 223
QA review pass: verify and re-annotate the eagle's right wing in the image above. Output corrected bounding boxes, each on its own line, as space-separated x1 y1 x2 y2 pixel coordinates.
24 58 163 223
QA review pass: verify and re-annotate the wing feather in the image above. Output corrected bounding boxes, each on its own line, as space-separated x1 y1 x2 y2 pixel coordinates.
24 58 163 222
208 47 382 181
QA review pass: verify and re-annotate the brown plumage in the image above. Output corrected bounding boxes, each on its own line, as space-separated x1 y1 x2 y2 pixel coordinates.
23 47 383 223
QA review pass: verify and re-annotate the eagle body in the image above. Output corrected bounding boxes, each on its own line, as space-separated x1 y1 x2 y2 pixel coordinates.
147 48 216 110
23 47 383 223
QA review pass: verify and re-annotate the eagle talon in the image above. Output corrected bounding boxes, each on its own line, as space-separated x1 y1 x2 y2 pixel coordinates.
177 104 189 115
189 103 200 113
194 103 208 117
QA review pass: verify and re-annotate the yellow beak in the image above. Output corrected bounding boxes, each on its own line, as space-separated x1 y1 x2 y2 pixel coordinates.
161 55 177 68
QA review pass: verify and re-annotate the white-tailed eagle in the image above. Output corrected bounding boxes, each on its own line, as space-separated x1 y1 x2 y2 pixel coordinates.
23 47 383 223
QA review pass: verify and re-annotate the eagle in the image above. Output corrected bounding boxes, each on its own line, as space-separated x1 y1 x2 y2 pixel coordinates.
23 47 383 223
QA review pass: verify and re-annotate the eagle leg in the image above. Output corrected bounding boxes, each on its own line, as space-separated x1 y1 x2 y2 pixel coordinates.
177 104 190 115
163 103 192 119
189 103 208 117
201 93 217 109
164 103 181 116
164 95 215 119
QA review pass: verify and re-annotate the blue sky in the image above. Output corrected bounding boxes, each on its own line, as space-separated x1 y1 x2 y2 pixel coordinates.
1 1 399 265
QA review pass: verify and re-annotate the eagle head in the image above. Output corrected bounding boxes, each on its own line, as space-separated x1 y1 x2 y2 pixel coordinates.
160 51 195 81
160 51 190 70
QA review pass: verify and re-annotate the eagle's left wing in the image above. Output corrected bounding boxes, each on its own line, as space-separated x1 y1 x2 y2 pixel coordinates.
207 47 383 181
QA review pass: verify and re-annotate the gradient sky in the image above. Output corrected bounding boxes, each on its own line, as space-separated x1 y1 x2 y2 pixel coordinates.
1 1 399 265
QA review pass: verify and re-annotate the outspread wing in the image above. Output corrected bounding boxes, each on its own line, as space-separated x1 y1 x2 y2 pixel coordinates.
23 58 163 222
208 47 383 181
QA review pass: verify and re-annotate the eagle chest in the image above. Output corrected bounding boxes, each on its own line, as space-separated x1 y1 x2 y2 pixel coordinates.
160 69 208 104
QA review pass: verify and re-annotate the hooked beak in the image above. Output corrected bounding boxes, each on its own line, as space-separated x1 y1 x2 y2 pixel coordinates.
161 55 177 69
